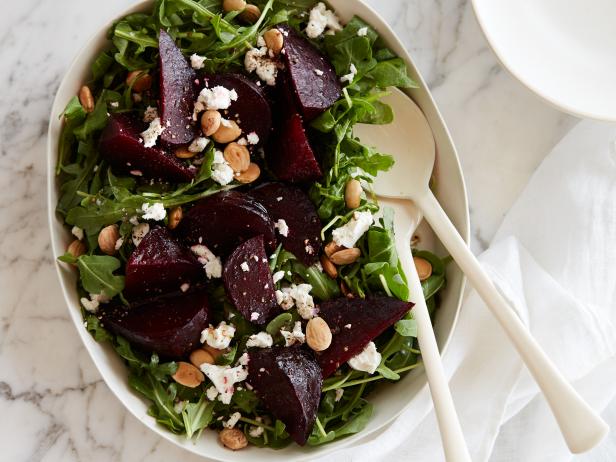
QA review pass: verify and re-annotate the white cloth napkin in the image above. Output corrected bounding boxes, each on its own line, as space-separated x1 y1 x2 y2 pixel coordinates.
319 120 616 461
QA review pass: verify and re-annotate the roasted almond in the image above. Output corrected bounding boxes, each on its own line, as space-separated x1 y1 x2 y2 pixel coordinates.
223 0 246 12
413 256 433 281
201 110 222 136
203 345 226 360
213 120 242 143
224 142 251 173
172 361 205 388
98 224 120 256
264 29 284 55
235 163 260 184
330 247 361 265
344 179 362 209
324 241 343 257
239 4 261 24
189 348 215 368
219 428 248 450
78 86 95 113
126 70 152 92
175 146 196 159
67 239 86 259
168 206 183 230
306 317 332 352
320 254 338 279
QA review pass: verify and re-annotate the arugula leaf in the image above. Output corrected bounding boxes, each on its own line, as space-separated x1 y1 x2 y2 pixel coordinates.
394 318 417 337
367 58 418 89
181 395 215 439
76 255 125 298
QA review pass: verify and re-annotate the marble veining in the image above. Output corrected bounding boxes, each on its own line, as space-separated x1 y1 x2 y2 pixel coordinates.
0 0 576 460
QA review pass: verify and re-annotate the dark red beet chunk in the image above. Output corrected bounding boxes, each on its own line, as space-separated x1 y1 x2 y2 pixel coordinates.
268 111 322 183
277 24 341 121
99 113 195 183
248 347 322 445
99 288 211 358
223 235 279 325
158 29 197 146
124 227 203 301
176 191 276 256
249 182 322 266
317 296 414 377
204 73 272 144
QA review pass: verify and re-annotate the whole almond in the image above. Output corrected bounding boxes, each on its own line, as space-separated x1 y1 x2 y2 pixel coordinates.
330 247 361 265
264 29 284 55
235 163 260 184
224 142 250 173
126 70 152 92
189 348 215 368
79 86 95 113
172 361 205 388
67 239 86 259
168 206 183 230
213 120 242 143
306 317 332 352
324 241 343 257
98 224 120 255
344 179 362 209
201 110 222 136
239 4 261 24
175 146 196 159
223 0 246 12
320 254 337 279
413 256 433 281
219 428 248 450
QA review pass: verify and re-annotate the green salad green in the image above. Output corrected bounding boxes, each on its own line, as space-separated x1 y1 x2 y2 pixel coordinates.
56 0 449 449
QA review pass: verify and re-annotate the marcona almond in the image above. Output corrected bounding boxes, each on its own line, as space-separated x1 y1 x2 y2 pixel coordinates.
344 179 362 209
320 254 337 279
67 239 86 259
219 428 248 450
324 241 343 257
306 317 332 352
235 163 260 184
224 142 250 173
175 146 196 159
212 120 242 143
172 361 205 388
98 224 120 255
201 110 222 136
167 206 183 230
189 348 215 368
239 4 261 24
223 0 246 12
330 247 361 265
79 86 95 113
413 256 433 281
203 345 226 360
126 70 152 92
264 29 284 55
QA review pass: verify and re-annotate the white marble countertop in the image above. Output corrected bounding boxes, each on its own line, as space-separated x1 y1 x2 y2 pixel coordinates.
0 0 586 460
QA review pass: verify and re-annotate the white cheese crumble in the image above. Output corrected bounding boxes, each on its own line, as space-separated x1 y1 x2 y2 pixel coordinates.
114 237 124 250
191 244 223 279
340 63 358 84
250 312 260 321
274 219 289 237
276 284 317 319
193 86 238 120
80 292 111 313
190 53 207 70
305 2 342 38
210 149 235 186
71 226 84 241
272 270 285 283
246 332 273 348
334 388 344 402
143 106 158 123
200 363 248 405
238 352 250 366
314 69 324 76
332 211 373 248
141 202 166 221
249 425 264 438
188 137 209 153
140 117 165 148
223 412 242 429
180 282 190 292
246 132 259 145
244 47 278 86
132 222 150 247
348 341 381 374
206 385 219 401
240 261 250 272
281 321 306 346
275 289 294 310
200 321 236 349
357 26 369 37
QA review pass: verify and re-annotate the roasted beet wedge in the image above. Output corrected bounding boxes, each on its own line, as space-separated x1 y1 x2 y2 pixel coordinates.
124 227 203 301
277 24 341 121
268 111 322 183
99 287 210 358
317 296 413 377
204 73 272 144
176 190 276 256
158 30 197 146
249 182 322 265
99 113 195 183
223 235 278 324
248 347 322 445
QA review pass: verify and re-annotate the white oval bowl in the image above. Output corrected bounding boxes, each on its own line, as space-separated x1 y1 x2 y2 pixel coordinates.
47 1 469 460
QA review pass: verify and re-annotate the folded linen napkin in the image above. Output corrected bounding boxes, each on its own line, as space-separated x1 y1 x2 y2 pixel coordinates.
319 120 616 461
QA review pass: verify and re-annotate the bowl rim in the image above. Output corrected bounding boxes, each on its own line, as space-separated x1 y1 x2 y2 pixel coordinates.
47 1 470 459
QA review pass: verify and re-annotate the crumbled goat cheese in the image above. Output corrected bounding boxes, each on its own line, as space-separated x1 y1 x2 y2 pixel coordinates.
240 261 250 272
340 63 358 84
200 321 236 349
348 341 381 374
71 226 84 241
193 86 238 119
114 238 124 250
109 101 119 108
332 211 373 247
132 222 150 247
140 117 165 147
80 292 110 313
275 289 294 309
188 137 209 153
223 412 242 429
130 170 143 176
210 150 235 185
274 219 289 237
250 312 260 321
238 352 250 366
281 321 306 346
143 106 158 123
141 202 166 221
180 282 190 292
272 270 285 283
314 69 324 76
246 332 273 348
357 26 369 37
305 2 342 38
200 363 248 405
246 132 259 145
190 53 206 70
249 425 264 438
334 388 344 402
191 244 222 278
277 284 316 318
129 215 140 226
206 385 219 401
244 47 278 86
